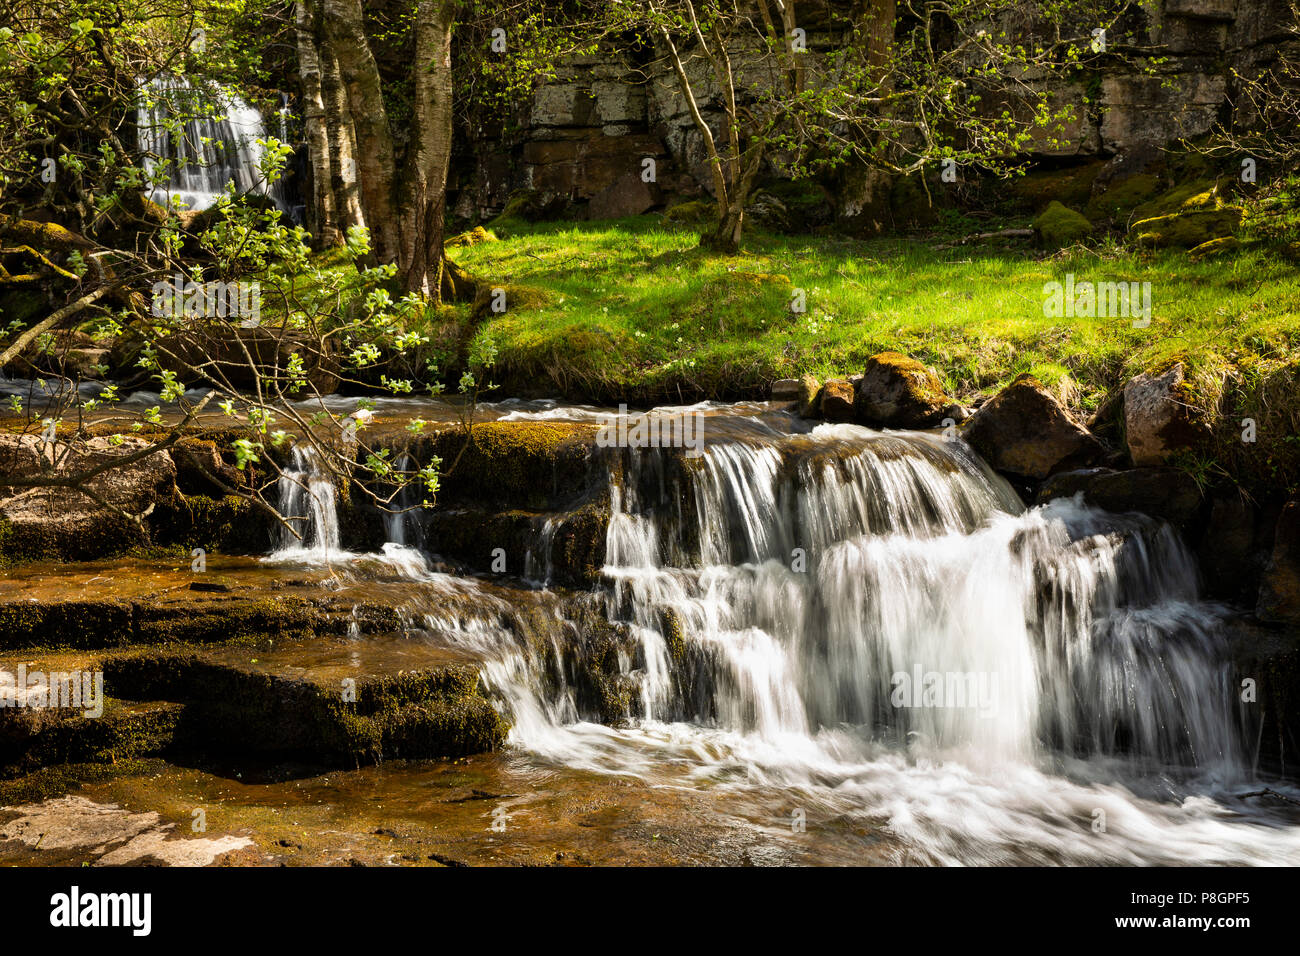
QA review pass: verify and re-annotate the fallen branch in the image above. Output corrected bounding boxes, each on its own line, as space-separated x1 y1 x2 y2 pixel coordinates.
0 281 121 368
932 228 1034 251
1238 788 1300 807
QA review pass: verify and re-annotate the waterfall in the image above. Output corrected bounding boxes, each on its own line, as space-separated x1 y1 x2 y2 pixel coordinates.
136 76 287 214
270 444 341 562
258 413 1300 863
588 427 1239 772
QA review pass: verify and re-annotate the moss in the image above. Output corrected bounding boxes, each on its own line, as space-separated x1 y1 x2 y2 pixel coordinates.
1130 207 1244 248
470 282 550 320
1012 163 1105 211
412 421 603 511
1034 201 1092 248
662 200 716 226
1131 180 1218 222
0 700 184 778
445 226 498 248
1188 236 1241 260
0 759 158 804
1085 173 1162 222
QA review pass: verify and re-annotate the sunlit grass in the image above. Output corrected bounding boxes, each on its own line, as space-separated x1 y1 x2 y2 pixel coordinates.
450 217 1300 410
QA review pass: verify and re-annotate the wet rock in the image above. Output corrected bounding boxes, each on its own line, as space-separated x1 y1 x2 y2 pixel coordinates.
770 378 800 402
795 375 821 419
819 379 855 423
1197 493 1263 604
1259 502 1300 625
854 352 952 428
1123 362 1210 466
1037 467 1203 526
961 375 1106 481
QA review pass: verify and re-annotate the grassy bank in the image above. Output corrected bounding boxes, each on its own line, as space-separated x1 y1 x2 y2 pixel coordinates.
455 218 1298 409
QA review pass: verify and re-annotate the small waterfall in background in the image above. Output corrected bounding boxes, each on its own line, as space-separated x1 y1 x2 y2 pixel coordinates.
136 76 289 215
260 415 1300 864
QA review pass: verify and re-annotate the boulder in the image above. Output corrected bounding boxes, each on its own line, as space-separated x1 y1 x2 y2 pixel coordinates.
1123 363 1210 466
796 375 821 419
962 374 1106 480
1129 206 1242 248
854 352 952 428
1037 466 1203 526
0 434 178 561
1033 201 1092 248
819 379 856 423
1258 502 1300 625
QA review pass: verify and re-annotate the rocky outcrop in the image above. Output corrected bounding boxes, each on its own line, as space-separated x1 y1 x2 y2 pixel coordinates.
1123 362 1210 465
961 375 1107 481
0 435 178 560
796 374 821 419
854 352 953 428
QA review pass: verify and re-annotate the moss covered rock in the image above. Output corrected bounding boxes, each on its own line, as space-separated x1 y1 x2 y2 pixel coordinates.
854 352 953 429
1034 201 1092 248
1129 206 1243 248
1084 173 1161 223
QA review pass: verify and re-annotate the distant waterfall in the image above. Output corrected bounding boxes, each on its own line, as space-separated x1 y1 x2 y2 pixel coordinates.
136 76 287 214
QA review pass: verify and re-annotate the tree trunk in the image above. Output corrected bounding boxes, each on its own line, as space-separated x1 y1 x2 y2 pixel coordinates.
295 0 339 247
320 42 364 235
398 0 457 299
323 0 400 265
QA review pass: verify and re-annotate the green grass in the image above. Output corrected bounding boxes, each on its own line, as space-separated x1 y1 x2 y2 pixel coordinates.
449 216 1300 417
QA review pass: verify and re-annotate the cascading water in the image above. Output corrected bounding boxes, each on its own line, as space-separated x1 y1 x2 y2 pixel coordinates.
269 443 342 562
267 410 1300 864
136 76 287 214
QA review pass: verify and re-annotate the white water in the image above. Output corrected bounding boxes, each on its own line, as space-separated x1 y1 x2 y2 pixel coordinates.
267 444 343 563
137 76 286 213
271 419 1300 864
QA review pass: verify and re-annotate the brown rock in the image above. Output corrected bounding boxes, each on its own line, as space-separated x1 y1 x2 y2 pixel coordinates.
770 378 800 402
819 379 855 423
587 173 657 220
854 352 951 428
962 374 1106 480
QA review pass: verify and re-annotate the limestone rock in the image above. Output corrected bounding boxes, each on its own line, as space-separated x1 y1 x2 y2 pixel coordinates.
796 375 821 419
587 173 657 220
0 434 178 560
770 378 801 402
1123 363 1210 465
962 374 1106 480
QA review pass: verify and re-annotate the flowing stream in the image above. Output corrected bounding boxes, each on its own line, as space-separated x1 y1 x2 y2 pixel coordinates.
265 409 1300 865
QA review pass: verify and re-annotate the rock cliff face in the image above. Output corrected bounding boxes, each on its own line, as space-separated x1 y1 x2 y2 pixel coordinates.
450 0 1298 226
